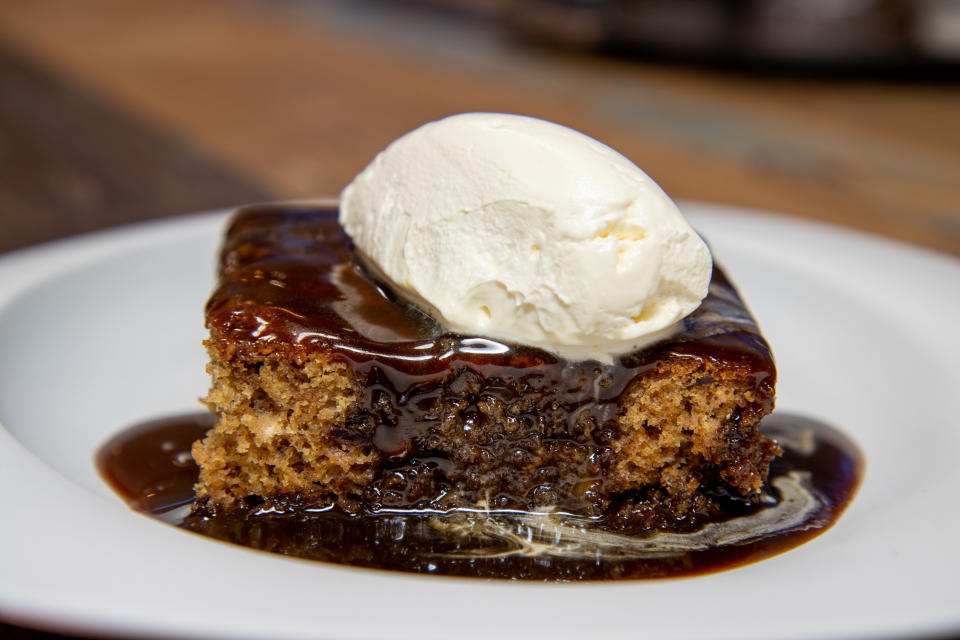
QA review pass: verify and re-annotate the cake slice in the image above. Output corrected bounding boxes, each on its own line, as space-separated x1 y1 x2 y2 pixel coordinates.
192 202 778 530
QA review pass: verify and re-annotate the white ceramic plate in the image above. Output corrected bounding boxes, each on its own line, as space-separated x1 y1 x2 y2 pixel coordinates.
1 203 958 640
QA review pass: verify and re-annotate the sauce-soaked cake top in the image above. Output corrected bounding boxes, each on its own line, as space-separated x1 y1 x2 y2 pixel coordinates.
202 202 780 520
206 203 774 394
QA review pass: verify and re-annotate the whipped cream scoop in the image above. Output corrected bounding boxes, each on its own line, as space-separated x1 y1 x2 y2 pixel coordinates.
339 113 712 360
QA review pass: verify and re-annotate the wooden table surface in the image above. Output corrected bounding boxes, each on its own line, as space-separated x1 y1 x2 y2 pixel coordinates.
0 1 958 637
1 0 958 258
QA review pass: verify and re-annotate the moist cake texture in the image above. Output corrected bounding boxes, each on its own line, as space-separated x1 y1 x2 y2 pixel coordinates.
193 203 779 529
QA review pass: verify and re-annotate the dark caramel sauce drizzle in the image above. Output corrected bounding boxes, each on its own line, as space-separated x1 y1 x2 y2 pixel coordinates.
205 204 777 494
96 203 862 580
98 412 862 580
207 204 777 378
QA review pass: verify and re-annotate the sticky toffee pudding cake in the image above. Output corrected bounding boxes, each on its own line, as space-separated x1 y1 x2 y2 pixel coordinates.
192 202 780 531
97 115 865 581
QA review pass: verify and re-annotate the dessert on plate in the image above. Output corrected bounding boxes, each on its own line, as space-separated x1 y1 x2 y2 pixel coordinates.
192 113 779 530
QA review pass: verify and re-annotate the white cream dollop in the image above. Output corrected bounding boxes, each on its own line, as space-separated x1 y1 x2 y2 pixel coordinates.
339 113 712 360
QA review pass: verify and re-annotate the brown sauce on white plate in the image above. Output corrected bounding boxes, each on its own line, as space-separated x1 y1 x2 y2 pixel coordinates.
97 411 862 581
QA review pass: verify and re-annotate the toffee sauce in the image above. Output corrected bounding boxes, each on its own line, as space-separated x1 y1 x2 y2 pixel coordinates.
199 204 780 519
97 412 862 581
96 203 862 580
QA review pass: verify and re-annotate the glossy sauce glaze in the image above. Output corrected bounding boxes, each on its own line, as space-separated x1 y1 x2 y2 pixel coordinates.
207 204 776 378
97 203 861 580
199 204 779 520
97 412 862 580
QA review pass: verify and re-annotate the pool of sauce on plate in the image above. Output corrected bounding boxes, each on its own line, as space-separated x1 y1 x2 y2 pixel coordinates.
97 412 862 581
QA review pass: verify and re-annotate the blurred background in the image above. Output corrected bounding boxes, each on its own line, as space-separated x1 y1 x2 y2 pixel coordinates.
0 0 958 257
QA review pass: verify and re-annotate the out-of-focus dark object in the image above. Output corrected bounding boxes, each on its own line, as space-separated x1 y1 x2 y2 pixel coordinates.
503 0 960 71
